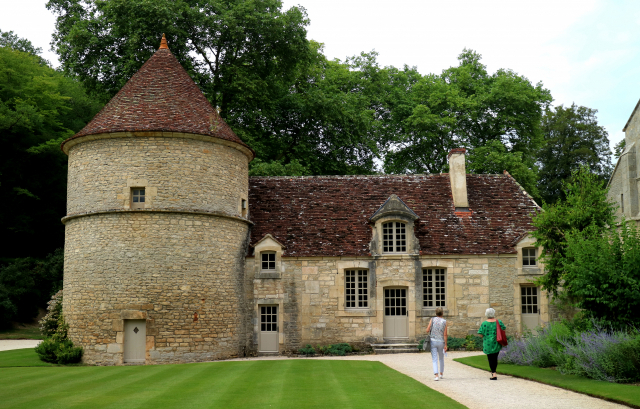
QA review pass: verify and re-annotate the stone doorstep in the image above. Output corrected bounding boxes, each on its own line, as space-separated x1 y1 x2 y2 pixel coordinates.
370 343 419 347
372 348 419 355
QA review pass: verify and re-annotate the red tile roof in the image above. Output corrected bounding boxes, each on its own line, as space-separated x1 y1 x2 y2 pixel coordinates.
248 174 540 257
62 42 250 152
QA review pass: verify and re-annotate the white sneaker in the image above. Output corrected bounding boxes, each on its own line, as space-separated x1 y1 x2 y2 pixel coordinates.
434 375 439 381
439 374 444 379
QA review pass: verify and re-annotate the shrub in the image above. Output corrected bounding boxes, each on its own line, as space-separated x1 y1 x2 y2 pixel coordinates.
447 337 465 350
298 344 316 356
35 338 83 364
317 343 353 356
499 321 570 367
35 290 83 364
558 327 640 383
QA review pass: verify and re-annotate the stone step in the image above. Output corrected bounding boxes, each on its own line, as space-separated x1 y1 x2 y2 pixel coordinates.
371 343 419 348
373 348 419 354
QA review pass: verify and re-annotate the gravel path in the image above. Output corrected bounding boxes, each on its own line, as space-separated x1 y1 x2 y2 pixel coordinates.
0 339 41 351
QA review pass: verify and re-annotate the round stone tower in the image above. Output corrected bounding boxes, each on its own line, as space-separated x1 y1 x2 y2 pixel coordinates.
61 35 254 365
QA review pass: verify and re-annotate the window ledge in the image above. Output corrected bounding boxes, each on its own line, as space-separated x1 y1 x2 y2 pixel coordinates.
520 267 541 275
256 272 281 279
418 308 450 317
336 309 376 317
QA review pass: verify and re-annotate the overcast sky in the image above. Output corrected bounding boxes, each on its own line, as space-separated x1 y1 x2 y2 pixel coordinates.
2 0 639 151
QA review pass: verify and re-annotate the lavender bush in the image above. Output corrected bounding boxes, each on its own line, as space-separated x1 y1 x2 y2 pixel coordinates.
499 320 640 383
558 327 640 383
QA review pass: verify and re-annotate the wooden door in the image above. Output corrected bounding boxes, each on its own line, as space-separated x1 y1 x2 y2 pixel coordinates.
124 319 146 363
521 287 540 333
258 306 278 352
383 288 408 338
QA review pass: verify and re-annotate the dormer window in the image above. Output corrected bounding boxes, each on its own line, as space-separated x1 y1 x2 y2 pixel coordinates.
383 222 406 253
261 252 276 271
523 248 537 267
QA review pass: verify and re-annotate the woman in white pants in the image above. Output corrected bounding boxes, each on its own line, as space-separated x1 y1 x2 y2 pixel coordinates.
426 307 448 381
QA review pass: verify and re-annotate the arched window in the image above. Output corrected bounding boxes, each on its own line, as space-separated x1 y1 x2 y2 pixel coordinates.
382 222 406 253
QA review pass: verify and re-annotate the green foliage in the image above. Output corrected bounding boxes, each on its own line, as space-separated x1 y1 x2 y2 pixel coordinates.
297 344 316 356
614 139 626 159
0 29 48 65
447 337 466 350
564 221 640 327
0 46 101 258
467 140 540 201
39 290 67 340
538 104 613 204
0 249 64 328
35 338 83 364
531 166 617 298
384 49 552 174
249 159 310 177
317 343 353 356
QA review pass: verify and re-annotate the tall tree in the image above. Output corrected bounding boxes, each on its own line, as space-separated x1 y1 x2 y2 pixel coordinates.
46 0 311 113
467 140 540 201
0 45 101 258
383 49 552 174
538 104 612 204
531 166 617 299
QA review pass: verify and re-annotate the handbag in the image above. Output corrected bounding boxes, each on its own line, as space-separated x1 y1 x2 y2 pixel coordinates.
422 318 433 350
496 320 508 346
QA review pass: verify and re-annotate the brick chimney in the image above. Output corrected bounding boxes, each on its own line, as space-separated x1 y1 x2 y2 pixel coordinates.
448 148 469 210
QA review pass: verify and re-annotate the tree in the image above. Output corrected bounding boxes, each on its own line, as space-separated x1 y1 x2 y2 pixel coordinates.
46 0 311 111
564 221 640 327
538 104 612 204
0 29 48 65
383 49 552 174
0 249 64 328
531 166 617 298
0 46 101 258
614 139 626 159
467 140 540 201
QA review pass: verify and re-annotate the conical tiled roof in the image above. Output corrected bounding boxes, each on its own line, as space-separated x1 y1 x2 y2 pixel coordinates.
62 36 250 153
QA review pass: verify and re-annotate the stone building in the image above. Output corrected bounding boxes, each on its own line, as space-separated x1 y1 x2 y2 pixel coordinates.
608 100 640 226
62 36 549 365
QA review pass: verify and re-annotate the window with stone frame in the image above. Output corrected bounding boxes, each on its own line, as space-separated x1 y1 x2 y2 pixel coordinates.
261 251 276 271
523 248 537 267
382 222 407 253
345 269 368 308
423 268 446 307
131 188 145 209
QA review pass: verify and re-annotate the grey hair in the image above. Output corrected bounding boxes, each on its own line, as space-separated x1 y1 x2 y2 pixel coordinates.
485 308 496 318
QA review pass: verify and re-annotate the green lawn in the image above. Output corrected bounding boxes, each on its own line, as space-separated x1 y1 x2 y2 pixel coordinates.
0 325 43 340
0 349 466 409
455 355 640 408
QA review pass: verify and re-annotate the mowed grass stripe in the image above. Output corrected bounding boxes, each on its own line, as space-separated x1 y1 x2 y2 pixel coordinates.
0 350 467 409
454 355 640 408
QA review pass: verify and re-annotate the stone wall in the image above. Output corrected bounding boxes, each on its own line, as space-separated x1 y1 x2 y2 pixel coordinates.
63 205 250 365
246 254 532 354
66 134 249 217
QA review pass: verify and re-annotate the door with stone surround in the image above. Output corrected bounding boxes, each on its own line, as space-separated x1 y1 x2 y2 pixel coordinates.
124 319 146 363
258 305 278 352
383 288 408 338
521 286 540 333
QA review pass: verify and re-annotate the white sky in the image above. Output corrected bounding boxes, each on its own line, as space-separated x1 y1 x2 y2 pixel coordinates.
2 0 639 151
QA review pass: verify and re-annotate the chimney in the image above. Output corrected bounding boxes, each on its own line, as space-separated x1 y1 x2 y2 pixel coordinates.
448 148 469 210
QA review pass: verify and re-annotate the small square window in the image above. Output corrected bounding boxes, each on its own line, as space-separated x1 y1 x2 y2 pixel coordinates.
523 248 537 266
131 188 145 209
261 252 276 271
